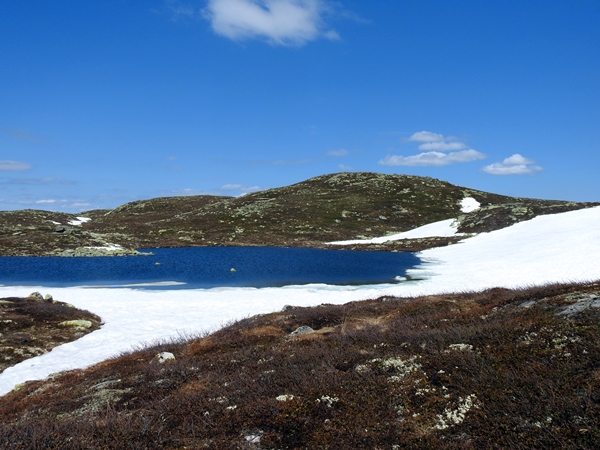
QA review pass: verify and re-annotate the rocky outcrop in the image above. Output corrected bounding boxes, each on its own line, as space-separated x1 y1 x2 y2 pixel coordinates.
55 246 152 257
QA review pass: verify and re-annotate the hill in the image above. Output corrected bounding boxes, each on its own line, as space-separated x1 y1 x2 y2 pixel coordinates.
1 172 597 256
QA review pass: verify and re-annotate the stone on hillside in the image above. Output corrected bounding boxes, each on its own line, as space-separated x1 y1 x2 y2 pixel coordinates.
44 294 54 303
156 352 176 363
26 292 44 302
290 325 314 335
59 319 93 330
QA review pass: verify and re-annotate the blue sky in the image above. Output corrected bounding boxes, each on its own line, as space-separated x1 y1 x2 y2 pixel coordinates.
1 1 599 212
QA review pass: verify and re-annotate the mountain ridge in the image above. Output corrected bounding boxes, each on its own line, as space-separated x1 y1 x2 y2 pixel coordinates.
1 172 597 256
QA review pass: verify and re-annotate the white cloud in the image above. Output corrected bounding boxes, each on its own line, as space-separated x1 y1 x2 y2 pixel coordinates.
338 163 353 171
327 149 349 157
380 130 484 167
502 154 535 165
408 131 445 142
35 199 57 204
203 0 338 46
379 150 486 167
0 160 33 171
418 141 466 151
482 154 543 175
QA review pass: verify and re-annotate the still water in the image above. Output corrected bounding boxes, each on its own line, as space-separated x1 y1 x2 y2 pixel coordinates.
0 246 420 289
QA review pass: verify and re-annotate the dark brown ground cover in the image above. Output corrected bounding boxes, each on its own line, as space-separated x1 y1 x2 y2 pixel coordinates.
1 281 599 449
0 295 102 374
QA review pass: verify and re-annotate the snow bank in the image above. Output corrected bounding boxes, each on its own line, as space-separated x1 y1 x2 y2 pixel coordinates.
329 219 461 245
1 206 600 396
329 196 480 245
407 205 600 292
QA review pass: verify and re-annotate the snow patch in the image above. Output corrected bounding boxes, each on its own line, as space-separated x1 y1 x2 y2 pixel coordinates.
460 197 480 213
329 219 461 245
68 216 91 226
84 244 123 252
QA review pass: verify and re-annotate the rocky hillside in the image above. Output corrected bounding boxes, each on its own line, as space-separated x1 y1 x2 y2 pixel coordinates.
1 172 597 256
0 293 102 373
2 281 599 449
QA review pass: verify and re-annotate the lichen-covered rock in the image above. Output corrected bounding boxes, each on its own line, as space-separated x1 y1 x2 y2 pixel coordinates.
59 319 93 329
26 292 44 302
156 352 176 363
290 325 314 335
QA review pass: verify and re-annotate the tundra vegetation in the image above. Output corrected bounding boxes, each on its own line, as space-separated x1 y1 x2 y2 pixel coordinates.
2 172 600 448
0 294 101 373
1 281 599 449
1 172 597 256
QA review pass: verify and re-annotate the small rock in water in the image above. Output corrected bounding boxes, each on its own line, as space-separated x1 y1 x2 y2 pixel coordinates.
156 352 176 363
230 268 236 272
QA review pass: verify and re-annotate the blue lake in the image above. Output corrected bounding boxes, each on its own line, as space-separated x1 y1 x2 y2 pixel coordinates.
0 247 421 289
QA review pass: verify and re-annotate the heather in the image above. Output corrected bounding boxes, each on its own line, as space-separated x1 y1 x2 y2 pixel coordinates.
1 282 599 449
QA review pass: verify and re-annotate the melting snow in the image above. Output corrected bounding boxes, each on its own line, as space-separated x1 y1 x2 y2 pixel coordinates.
1 206 600 396
329 219 461 245
460 197 480 213
84 244 123 251
68 217 91 226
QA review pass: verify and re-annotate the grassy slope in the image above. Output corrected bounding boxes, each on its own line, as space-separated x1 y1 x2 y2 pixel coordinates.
1 172 597 255
1 282 600 449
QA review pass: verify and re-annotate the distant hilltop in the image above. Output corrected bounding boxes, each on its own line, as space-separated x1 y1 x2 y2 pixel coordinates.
1 172 598 256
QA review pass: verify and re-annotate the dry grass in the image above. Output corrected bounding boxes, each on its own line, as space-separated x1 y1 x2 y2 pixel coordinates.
1 281 600 449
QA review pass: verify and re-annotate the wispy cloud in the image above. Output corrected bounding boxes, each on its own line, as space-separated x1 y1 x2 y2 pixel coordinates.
482 154 543 175
2 197 92 212
327 149 349 157
3 128 44 143
203 0 339 46
380 131 485 167
0 160 33 171
164 0 196 17
251 158 315 166
221 183 261 193
0 177 75 185
338 163 353 171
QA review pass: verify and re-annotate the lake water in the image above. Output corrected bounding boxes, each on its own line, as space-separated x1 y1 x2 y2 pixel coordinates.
0 247 421 290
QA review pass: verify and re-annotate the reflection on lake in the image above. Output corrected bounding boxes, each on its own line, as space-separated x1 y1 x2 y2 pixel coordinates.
0 247 421 289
